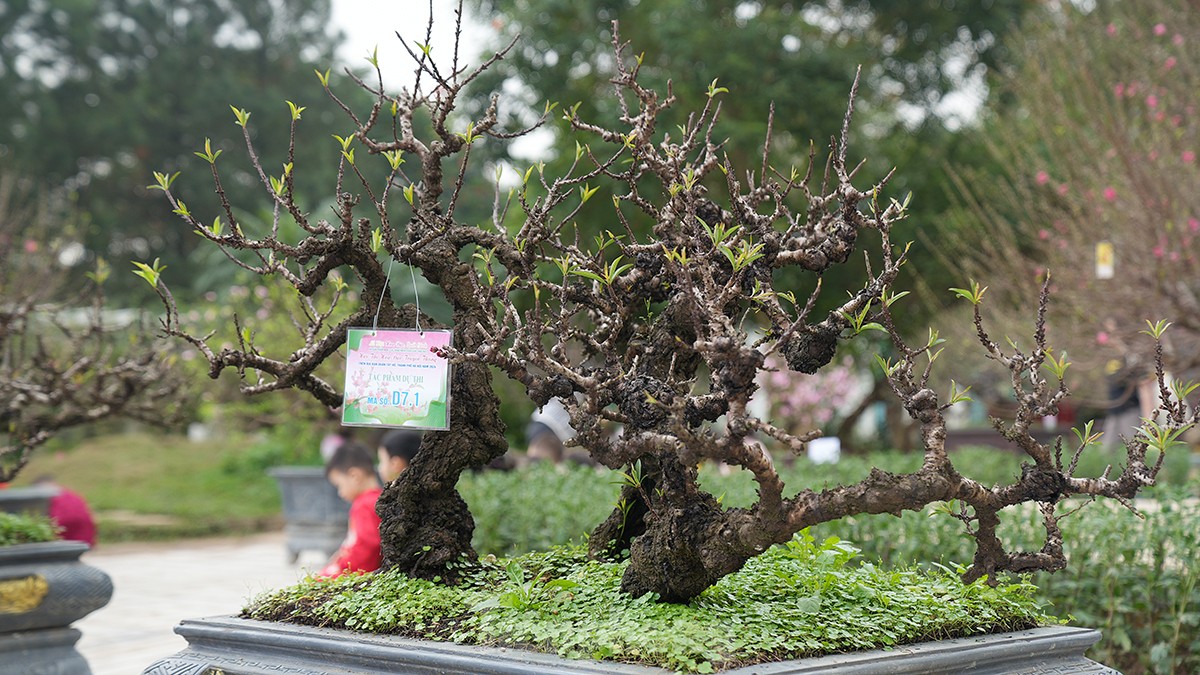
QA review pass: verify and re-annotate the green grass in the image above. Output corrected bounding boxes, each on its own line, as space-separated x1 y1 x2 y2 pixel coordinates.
244 533 1053 673
11 432 283 541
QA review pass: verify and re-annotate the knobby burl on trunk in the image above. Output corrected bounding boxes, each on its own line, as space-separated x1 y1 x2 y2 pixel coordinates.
144 11 1192 603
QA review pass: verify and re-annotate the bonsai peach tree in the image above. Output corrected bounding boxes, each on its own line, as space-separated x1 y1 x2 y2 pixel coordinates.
140 18 1191 603
0 176 186 482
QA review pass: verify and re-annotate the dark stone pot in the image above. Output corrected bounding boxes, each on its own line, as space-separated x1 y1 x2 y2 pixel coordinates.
0 541 113 675
0 485 60 516
144 616 1119 674
268 467 349 563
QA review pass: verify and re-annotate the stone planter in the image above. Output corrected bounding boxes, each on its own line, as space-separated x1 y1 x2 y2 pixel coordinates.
0 485 60 516
144 615 1118 674
267 467 349 563
0 541 113 675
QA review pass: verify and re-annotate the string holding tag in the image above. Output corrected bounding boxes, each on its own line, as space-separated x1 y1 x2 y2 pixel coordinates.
370 258 395 336
409 263 423 335
371 257 422 336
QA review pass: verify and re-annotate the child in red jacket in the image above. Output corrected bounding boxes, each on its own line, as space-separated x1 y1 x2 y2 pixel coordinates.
319 441 383 578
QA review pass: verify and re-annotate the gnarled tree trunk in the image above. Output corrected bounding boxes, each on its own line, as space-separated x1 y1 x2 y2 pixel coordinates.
376 358 507 581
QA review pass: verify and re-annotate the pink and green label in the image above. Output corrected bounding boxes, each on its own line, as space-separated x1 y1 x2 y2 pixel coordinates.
342 328 451 430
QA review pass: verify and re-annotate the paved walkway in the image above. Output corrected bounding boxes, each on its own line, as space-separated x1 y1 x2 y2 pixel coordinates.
74 531 321 675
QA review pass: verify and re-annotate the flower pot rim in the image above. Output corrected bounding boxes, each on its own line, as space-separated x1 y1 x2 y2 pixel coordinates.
148 615 1110 675
0 539 89 563
0 485 61 498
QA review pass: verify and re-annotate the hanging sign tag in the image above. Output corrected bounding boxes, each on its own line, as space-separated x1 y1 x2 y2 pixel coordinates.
342 328 452 430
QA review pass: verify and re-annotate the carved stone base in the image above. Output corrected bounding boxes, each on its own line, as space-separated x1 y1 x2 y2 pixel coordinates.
0 627 89 675
144 616 1119 674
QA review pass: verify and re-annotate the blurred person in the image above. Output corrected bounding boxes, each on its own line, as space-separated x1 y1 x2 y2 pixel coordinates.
525 397 573 464
319 442 382 578
319 427 354 463
33 476 97 547
377 429 422 484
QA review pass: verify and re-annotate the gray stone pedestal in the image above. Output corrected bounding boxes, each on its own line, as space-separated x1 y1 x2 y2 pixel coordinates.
0 627 89 675
0 541 112 675
267 467 349 563
0 485 59 516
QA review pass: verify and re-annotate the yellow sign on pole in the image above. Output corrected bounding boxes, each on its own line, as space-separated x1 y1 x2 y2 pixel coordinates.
1096 241 1114 279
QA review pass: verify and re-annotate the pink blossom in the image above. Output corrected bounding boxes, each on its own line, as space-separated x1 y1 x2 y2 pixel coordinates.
1174 34 1185 46
1035 170 1050 185
1038 228 1051 240
1155 111 1166 122
1057 184 1070 196
1096 331 1110 345
1146 94 1158 109
1114 83 1125 97
1172 115 1183 127
759 355 858 434
1153 245 1165 258
1103 187 1118 202
1165 56 1177 70
1190 218 1200 232
204 291 217 301
23 239 37 253
1154 23 1167 36
1058 239 1068 250
1106 23 1117 36
1149 150 1159 161
1171 251 1181 261
1183 150 1196 163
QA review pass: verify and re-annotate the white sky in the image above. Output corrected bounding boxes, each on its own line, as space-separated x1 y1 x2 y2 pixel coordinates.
330 1 491 88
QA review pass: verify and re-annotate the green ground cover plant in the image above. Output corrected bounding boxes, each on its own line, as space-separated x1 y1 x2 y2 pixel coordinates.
0 512 61 546
244 532 1052 673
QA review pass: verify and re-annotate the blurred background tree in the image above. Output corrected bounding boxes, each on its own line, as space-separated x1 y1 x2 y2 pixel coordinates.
0 0 369 301
942 0 1199 411
0 173 188 481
